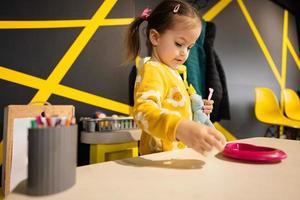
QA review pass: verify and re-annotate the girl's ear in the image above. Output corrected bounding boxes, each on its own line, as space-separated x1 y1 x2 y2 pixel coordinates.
149 29 160 46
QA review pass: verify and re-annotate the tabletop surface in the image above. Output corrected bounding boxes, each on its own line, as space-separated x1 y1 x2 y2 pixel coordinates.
7 137 300 200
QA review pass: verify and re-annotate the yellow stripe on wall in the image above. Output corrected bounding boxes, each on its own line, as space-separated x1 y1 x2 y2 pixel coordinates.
237 0 282 87
0 66 44 88
31 0 118 103
214 122 237 141
0 66 130 114
286 38 300 70
203 0 232 21
0 20 89 29
280 11 288 109
54 84 130 114
0 18 133 29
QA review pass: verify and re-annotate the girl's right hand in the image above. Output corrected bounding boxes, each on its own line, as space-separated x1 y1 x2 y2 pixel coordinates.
176 119 226 155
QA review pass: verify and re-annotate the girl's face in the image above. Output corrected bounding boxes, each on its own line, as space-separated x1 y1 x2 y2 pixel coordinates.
150 18 201 69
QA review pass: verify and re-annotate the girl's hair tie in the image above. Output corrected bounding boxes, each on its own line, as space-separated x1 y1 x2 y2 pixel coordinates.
141 8 152 21
173 4 180 13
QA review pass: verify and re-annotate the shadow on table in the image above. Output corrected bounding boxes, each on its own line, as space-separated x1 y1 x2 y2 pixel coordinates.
10 179 26 195
115 157 205 169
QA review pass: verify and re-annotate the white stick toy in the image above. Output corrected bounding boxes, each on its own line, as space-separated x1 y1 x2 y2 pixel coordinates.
207 88 214 118
208 88 214 101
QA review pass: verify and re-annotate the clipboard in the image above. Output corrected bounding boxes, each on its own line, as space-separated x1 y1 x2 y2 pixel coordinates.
2 103 75 196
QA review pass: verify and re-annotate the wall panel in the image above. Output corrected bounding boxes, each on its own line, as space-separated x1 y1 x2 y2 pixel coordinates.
0 0 299 166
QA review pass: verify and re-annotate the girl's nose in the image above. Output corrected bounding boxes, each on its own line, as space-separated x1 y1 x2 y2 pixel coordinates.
180 48 188 56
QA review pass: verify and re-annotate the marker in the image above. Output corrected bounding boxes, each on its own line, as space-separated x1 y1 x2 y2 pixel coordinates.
207 88 214 118
71 117 76 125
31 119 37 128
55 118 62 126
208 88 214 101
36 116 44 128
50 117 57 127
46 117 53 127
65 118 71 127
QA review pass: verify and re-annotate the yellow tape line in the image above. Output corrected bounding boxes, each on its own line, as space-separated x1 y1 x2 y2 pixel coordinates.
286 38 300 70
237 0 282 86
0 18 133 29
214 122 237 141
0 66 130 114
0 66 44 88
280 11 288 109
54 84 130 114
31 0 118 103
203 0 232 21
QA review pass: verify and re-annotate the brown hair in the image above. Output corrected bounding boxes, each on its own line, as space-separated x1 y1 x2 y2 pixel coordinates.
125 0 201 62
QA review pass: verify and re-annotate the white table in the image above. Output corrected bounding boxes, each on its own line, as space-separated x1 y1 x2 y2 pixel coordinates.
7 137 300 200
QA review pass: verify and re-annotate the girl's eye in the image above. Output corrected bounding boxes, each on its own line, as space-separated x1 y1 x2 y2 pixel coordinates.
175 42 182 47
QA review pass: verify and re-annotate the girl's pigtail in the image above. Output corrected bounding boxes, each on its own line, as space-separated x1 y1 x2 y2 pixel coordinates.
125 17 145 62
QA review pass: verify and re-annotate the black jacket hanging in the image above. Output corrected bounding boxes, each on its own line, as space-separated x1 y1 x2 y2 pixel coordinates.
204 22 230 122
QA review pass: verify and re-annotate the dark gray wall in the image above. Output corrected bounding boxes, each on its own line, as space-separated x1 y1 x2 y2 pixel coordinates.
211 0 299 138
0 0 299 166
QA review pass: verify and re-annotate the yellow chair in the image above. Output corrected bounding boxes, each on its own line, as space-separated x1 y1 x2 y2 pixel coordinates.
283 89 300 121
255 87 300 137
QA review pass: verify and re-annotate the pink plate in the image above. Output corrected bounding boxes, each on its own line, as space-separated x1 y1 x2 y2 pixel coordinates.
222 143 287 163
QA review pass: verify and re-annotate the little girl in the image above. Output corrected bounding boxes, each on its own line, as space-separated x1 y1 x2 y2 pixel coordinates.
125 0 226 155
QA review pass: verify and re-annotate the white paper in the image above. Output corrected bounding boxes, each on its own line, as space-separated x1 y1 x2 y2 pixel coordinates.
10 118 34 192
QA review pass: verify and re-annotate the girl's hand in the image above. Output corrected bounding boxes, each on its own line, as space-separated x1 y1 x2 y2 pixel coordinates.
176 119 226 155
202 99 214 115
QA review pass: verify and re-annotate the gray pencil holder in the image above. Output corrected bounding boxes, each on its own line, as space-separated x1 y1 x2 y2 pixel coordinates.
27 125 78 196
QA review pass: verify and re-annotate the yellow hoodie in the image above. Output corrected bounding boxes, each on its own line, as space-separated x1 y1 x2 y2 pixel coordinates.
133 58 192 155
